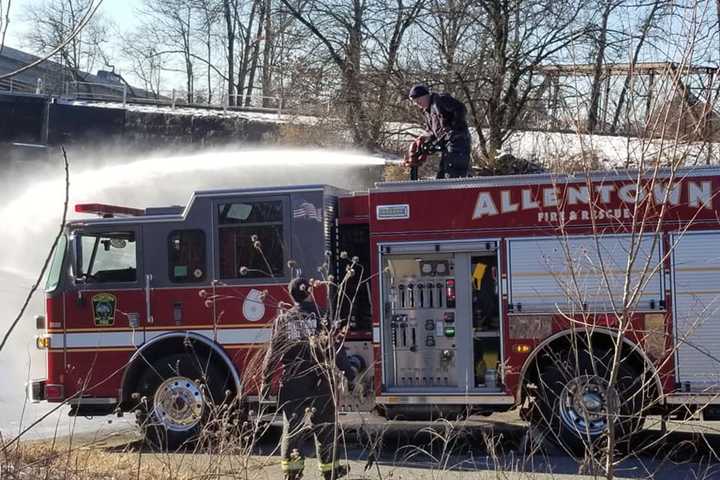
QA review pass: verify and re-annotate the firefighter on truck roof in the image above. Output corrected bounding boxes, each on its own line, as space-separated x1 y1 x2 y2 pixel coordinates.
261 277 350 480
405 83 472 179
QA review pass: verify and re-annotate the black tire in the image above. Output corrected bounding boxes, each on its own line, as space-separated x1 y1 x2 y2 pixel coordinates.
135 353 229 450
530 346 647 456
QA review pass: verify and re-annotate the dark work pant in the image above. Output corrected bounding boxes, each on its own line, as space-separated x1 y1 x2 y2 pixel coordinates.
438 129 471 179
279 381 337 474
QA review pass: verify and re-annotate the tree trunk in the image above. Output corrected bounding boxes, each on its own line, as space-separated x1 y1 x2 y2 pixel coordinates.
245 0 265 107
611 0 663 133
485 1 508 161
223 0 236 105
262 0 273 108
206 27 212 103
237 0 259 105
587 1 613 133
343 0 375 149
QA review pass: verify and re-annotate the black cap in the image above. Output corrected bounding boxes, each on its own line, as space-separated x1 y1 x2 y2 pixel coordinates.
408 84 430 99
289 277 310 303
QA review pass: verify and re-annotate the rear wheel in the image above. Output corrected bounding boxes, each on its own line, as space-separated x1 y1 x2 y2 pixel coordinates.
529 346 647 456
135 353 229 450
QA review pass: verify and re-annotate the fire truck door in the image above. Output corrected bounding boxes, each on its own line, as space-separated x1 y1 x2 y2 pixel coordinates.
671 232 720 392
69 229 147 348
147 229 212 338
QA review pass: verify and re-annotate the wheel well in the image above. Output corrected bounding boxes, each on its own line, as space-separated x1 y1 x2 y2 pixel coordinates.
519 330 662 403
119 333 240 409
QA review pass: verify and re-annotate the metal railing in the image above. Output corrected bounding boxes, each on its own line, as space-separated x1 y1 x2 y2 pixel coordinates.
63 81 129 105
56 81 339 119
0 77 44 95
223 94 282 113
61 82 290 114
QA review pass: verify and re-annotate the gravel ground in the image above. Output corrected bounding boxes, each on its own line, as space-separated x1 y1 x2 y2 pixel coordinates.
6 411 720 479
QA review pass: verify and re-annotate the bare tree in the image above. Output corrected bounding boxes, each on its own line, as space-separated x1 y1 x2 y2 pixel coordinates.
585 0 623 133
261 0 273 106
244 0 266 106
278 0 426 149
416 0 478 93
139 0 198 101
277 0 369 148
194 0 221 102
118 29 165 96
23 0 109 80
221 0 237 104
365 0 425 143
455 0 588 163
235 0 261 105
609 0 670 133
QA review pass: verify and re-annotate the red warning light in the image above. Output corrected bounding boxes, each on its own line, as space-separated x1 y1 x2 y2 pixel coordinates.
446 279 456 308
74 203 145 218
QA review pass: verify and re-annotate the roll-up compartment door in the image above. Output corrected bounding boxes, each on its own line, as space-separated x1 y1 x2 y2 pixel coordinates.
507 235 663 314
671 232 720 391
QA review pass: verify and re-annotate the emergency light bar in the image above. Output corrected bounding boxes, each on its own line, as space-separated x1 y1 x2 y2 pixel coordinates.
74 203 145 218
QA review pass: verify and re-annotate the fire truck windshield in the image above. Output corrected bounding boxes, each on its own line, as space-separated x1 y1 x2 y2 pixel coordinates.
45 234 67 292
75 231 137 283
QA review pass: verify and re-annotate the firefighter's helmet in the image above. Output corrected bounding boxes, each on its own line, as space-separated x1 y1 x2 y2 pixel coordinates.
289 277 311 304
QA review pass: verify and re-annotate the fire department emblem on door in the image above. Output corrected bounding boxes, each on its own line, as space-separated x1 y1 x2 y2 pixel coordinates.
242 289 265 322
92 293 117 326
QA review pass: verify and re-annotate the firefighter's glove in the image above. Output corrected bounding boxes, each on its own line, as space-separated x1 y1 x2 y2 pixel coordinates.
404 137 428 168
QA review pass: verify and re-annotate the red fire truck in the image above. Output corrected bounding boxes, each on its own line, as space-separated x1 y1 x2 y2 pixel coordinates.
29 167 720 450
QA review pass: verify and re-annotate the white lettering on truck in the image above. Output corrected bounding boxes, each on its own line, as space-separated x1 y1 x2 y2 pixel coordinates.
472 181 713 220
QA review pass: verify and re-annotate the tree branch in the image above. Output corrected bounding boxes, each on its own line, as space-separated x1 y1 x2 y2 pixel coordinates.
0 0 104 81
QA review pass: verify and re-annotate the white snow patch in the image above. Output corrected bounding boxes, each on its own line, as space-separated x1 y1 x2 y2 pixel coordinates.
61 99 322 125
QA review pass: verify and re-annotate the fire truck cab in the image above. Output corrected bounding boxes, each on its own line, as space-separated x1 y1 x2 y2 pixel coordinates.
31 168 720 450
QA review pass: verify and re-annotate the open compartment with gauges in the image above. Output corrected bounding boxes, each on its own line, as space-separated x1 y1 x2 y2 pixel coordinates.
379 241 503 394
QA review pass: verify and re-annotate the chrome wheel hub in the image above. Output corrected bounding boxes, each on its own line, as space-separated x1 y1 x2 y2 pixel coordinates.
153 376 204 431
559 375 618 437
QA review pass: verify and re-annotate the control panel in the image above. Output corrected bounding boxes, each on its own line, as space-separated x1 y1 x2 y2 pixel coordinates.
384 256 459 388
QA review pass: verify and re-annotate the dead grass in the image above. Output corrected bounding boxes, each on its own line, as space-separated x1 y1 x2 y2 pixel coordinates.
2 436 278 480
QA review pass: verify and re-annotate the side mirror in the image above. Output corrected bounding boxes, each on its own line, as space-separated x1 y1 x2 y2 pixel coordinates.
70 232 85 284
76 290 86 307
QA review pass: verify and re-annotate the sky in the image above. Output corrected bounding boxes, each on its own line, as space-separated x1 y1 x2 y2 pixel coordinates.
4 0 142 53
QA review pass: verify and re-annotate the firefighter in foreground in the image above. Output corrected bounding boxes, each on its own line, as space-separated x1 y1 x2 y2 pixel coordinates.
405 83 472 179
261 278 349 480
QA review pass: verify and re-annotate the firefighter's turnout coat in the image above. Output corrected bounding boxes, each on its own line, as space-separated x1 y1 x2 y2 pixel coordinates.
263 300 339 476
422 92 472 178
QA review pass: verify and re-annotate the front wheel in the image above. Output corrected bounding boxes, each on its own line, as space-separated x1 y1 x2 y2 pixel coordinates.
529 347 647 456
135 353 228 450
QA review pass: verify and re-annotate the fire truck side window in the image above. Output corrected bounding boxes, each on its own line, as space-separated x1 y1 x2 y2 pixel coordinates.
79 232 137 283
217 200 285 279
168 230 206 283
